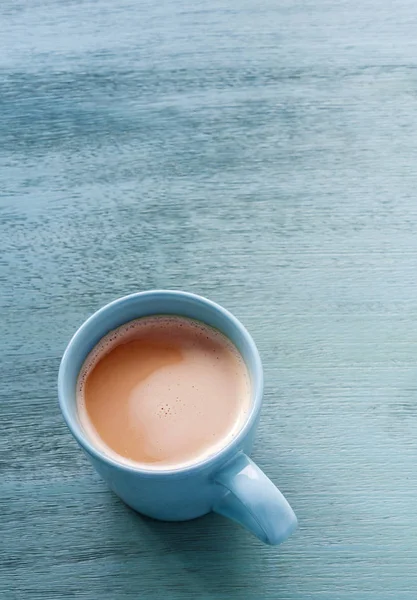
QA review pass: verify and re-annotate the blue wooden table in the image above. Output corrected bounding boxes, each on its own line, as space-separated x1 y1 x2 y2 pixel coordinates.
1 0 417 598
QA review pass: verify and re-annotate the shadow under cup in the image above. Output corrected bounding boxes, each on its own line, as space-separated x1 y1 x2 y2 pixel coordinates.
59 290 297 545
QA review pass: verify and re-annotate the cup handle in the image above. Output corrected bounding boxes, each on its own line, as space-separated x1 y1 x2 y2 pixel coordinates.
213 453 297 545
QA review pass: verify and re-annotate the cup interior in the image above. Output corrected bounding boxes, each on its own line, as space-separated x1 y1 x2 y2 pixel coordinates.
58 290 263 472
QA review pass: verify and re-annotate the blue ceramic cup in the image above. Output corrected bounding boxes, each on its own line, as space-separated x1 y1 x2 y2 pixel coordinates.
58 290 297 545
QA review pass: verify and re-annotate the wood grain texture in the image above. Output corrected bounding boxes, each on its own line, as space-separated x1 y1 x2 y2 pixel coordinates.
1 0 417 598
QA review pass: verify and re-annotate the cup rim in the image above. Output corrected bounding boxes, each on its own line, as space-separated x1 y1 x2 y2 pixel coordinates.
58 290 263 478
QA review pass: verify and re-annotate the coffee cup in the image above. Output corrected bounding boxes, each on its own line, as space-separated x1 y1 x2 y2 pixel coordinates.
58 290 297 545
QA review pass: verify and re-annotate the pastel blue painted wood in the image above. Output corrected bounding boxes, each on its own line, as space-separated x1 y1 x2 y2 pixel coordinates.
1 0 417 598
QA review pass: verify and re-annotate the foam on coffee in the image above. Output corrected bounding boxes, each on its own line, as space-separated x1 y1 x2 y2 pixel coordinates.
77 316 251 469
